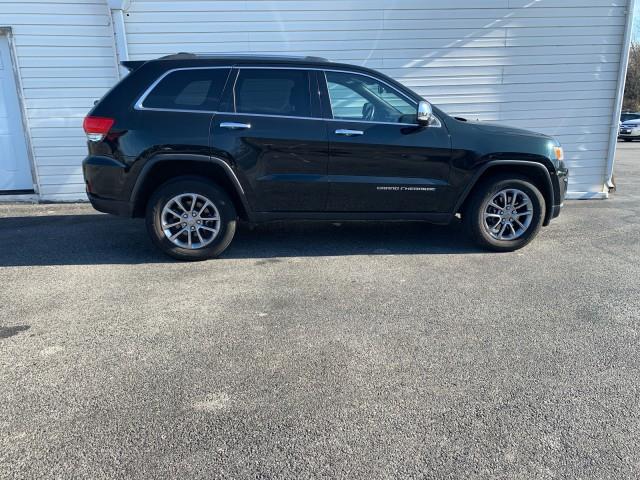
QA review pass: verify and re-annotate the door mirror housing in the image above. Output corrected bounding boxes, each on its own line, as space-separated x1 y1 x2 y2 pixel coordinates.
417 100 435 126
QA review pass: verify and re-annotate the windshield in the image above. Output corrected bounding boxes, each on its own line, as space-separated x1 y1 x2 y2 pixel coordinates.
621 113 640 122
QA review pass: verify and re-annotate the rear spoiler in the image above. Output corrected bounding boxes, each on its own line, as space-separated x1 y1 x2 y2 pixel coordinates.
121 60 146 72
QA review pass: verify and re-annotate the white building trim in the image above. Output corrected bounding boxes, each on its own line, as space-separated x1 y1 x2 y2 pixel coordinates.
108 0 131 78
606 0 637 191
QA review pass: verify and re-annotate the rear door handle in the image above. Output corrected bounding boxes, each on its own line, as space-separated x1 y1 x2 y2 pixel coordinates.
220 122 251 130
335 129 364 137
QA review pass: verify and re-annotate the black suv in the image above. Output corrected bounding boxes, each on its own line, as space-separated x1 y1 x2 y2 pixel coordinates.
83 54 568 260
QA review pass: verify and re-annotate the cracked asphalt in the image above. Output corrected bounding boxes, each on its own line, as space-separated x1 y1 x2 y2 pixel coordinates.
1 144 639 479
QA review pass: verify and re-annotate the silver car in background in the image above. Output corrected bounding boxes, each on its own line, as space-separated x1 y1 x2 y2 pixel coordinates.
619 119 640 142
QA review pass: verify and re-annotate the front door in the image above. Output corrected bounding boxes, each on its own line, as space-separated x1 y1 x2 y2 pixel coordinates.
0 36 33 192
322 70 451 212
211 68 328 212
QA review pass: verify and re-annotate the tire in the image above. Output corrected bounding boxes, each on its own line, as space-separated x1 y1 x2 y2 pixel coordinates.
623 138 633 142
463 174 546 252
145 176 237 260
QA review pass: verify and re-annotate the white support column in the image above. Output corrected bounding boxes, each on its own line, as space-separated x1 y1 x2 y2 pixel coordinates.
605 0 636 192
107 0 131 78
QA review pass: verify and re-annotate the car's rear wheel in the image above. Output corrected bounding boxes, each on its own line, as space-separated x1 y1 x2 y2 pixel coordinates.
146 177 236 260
623 138 634 142
464 175 545 252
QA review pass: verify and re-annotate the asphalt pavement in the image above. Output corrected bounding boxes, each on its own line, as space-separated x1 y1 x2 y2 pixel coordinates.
1 144 639 479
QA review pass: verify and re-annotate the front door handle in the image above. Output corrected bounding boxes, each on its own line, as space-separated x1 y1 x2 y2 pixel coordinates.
220 122 251 130
335 129 364 137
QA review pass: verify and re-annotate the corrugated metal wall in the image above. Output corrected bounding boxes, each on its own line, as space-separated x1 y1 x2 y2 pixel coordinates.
0 0 631 200
1 0 119 201
124 0 630 199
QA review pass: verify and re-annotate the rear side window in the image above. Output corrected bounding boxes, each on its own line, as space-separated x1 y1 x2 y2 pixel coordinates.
233 69 312 117
142 68 231 111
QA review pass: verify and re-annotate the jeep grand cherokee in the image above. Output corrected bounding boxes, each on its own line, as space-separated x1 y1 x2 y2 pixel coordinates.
83 53 568 260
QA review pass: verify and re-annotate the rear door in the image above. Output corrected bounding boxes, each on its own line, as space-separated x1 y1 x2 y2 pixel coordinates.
133 65 232 163
321 70 451 212
211 67 328 212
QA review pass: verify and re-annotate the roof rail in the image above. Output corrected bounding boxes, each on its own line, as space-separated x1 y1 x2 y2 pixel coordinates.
158 52 198 60
158 52 329 62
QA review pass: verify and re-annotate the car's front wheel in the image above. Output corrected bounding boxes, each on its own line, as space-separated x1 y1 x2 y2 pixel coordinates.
146 177 237 260
464 175 546 252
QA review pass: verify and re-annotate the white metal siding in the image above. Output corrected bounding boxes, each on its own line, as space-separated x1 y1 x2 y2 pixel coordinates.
0 0 119 201
124 0 631 198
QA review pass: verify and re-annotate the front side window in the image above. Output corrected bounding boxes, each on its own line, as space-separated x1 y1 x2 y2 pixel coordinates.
234 69 312 117
325 71 416 124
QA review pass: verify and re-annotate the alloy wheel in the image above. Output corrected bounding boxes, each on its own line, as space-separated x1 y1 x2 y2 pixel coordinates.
482 188 533 241
161 193 220 249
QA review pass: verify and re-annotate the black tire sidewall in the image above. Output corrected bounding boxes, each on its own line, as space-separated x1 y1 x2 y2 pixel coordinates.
146 178 236 260
466 176 545 252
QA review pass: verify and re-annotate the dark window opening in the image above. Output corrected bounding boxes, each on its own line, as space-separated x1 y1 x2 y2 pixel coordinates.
234 69 312 117
143 68 231 111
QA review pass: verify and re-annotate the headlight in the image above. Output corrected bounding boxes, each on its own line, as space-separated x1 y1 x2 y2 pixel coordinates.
551 145 564 161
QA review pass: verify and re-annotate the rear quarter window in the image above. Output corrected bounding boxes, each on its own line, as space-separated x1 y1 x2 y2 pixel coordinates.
141 68 231 111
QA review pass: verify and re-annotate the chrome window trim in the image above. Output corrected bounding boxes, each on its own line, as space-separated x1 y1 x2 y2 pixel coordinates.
134 64 441 128
326 118 425 127
219 111 322 121
136 107 327 122
133 106 216 115
134 66 232 111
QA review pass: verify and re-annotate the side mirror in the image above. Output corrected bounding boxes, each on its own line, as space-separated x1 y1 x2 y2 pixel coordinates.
417 100 434 126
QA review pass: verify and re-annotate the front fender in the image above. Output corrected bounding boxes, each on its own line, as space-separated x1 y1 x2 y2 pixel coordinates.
453 160 556 225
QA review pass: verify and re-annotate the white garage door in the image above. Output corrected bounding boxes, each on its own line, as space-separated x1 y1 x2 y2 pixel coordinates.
0 35 32 192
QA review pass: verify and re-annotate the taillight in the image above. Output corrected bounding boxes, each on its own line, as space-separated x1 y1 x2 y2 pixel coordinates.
83 116 114 142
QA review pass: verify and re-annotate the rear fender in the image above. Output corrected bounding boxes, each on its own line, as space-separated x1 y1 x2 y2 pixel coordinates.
130 153 253 219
